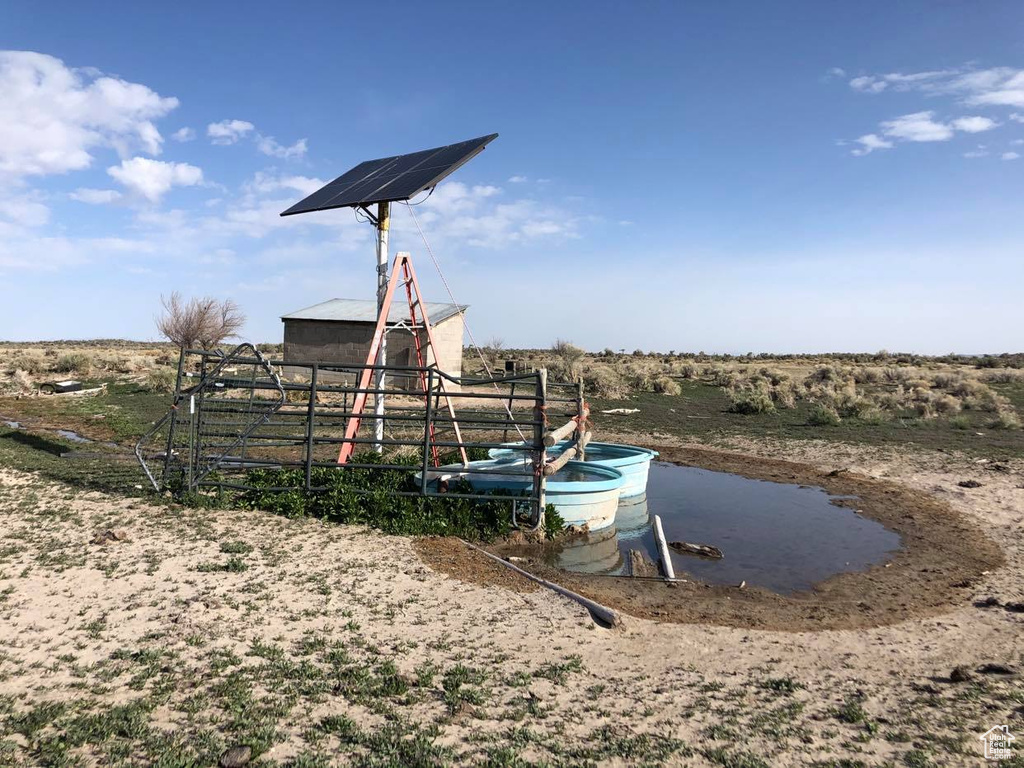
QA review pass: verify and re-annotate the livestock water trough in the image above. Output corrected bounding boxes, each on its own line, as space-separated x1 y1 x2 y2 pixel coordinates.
489 441 658 499
419 457 628 530
409 440 656 531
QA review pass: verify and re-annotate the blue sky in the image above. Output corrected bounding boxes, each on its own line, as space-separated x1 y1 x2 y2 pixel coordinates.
1 1 1022 353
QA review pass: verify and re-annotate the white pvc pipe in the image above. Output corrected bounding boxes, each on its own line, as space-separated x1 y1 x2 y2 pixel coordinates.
460 539 621 628
653 514 675 580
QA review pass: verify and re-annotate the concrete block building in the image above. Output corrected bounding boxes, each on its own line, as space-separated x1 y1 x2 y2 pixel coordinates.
280 298 466 389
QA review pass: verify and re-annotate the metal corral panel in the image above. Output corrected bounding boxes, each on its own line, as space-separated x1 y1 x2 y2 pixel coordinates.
281 298 466 326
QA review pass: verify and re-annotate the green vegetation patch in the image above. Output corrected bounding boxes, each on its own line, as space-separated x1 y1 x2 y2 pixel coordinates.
235 451 563 542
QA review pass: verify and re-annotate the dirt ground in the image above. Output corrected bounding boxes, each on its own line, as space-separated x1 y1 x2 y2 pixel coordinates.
0 434 1022 766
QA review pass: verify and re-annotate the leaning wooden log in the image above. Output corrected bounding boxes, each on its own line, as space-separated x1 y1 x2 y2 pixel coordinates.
459 539 622 628
544 418 579 447
542 431 593 476
668 541 724 559
543 445 578 476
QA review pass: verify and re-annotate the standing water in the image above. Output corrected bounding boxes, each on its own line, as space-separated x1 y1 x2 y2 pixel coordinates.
539 462 901 594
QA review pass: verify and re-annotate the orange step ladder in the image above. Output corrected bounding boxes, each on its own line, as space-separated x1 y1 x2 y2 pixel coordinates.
337 252 468 466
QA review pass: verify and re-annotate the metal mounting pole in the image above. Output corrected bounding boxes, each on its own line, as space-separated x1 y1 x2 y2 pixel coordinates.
373 201 390 453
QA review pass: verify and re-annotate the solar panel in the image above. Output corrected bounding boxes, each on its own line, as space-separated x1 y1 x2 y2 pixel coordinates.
280 134 498 217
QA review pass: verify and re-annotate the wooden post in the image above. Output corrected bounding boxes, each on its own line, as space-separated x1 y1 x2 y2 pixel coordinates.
533 368 547 529
502 379 517 444
576 378 586 461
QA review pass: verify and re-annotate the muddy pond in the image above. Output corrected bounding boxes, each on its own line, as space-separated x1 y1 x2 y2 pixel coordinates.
537 461 902 594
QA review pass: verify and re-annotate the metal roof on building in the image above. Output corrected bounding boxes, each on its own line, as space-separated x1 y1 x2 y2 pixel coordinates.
281 298 466 326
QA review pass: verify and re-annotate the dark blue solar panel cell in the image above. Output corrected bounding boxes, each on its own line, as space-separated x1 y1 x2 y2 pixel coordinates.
325 172 405 208
362 166 452 205
280 134 497 216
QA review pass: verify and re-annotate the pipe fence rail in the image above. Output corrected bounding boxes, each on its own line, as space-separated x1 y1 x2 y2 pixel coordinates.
136 344 561 527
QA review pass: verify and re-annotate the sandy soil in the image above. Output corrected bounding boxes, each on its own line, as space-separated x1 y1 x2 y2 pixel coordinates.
0 435 1022 766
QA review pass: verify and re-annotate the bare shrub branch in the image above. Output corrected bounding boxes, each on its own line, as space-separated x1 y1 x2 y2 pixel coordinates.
157 292 246 350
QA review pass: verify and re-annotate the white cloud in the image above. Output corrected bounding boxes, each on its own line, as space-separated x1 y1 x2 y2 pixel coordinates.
847 66 1024 107
70 187 122 204
850 133 893 156
963 146 988 158
850 111 1001 155
0 194 50 227
850 75 887 94
0 163 588 282
256 135 307 159
508 175 527 183
0 50 178 179
950 115 998 133
1002 151 1020 161
826 67 846 79
1011 139 1024 146
207 119 307 159
207 119 254 144
848 69 958 95
960 69 1024 108
171 126 195 142
880 111 954 142
405 181 578 249
0 232 156 271
843 67 1024 156
107 157 203 202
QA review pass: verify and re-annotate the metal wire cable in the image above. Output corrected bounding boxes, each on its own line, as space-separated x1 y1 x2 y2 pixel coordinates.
402 202 527 442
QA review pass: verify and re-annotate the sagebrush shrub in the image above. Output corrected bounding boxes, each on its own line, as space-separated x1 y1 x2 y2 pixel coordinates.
583 366 629 398
852 367 882 384
807 365 842 384
771 382 798 409
13 354 47 375
550 339 585 382
142 367 177 393
988 411 1021 430
932 393 961 415
10 370 33 394
931 372 962 389
981 369 1024 384
728 385 776 415
808 404 841 426
856 408 889 425
709 368 737 388
677 363 699 379
653 376 681 395
883 367 912 383
53 353 91 375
